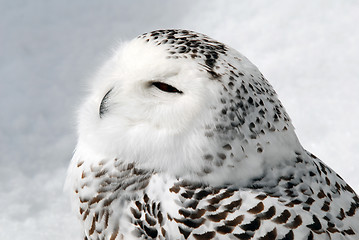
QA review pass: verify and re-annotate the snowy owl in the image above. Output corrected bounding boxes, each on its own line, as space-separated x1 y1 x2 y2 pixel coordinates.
66 29 359 239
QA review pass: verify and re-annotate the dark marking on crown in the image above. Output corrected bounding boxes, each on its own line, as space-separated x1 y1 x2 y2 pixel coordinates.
139 29 227 78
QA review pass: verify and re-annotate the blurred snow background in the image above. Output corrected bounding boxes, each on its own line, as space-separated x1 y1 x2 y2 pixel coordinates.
1 1 358 239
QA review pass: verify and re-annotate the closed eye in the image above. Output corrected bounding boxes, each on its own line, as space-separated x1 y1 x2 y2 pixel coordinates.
151 81 183 94
99 88 113 118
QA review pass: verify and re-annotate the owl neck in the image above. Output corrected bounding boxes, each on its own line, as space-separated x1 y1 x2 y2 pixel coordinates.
68 116 303 191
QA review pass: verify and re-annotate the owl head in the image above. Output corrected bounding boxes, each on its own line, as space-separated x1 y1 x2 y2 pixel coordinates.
75 29 302 185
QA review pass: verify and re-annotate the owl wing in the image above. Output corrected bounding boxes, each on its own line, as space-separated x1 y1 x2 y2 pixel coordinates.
128 177 359 239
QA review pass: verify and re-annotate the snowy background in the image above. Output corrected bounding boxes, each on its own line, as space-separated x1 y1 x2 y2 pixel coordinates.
1 1 358 239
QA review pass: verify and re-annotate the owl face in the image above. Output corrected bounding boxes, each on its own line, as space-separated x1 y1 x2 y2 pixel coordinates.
76 30 302 184
95 43 213 132
77 39 222 177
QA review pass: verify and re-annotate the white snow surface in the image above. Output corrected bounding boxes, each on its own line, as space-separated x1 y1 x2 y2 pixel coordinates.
1 1 358 239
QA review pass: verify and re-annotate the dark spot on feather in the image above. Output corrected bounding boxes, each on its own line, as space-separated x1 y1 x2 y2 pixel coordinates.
343 228 355 235
279 230 294 240
257 206 276 220
207 211 228 222
174 218 205 228
186 200 199 209
317 190 326 199
233 232 253 239
344 184 355 193
305 197 315 205
240 217 261 231
224 215 244 226
224 199 242 212
285 215 302 229
135 201 142 210
346 202 358 216
181 190 195 199
178 226 191 239
259 228 277 240
89 194 104 205
206 204 219 212
193 231 216 240
247 202 264 214
194 190 212 200
89 216 96 235
130 207 142 219
216 225 233 234
158 211 163 225
161 227 166 237
273 209 291 224
321 201 330 212
145 214 157 226
169 185 180 193
222 144 232 150
110 230 118 240
143 225 158 238
307 231 314 240
143 194 149 203
204 154 214 161
337 208 345 220
217 152 226 160
306 215 322 231
255 194 267 200
208 190 234 204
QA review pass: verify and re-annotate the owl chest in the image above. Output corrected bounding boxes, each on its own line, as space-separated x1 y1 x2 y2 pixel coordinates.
73 161 156 239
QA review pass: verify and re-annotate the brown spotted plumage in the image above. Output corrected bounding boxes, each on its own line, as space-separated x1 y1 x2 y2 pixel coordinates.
66 29 359 239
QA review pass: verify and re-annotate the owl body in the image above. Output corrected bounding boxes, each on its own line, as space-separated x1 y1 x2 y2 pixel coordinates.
66 30 359 239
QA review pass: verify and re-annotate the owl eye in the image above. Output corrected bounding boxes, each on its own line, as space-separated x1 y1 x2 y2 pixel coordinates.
151 81 183 94
99 88 113 118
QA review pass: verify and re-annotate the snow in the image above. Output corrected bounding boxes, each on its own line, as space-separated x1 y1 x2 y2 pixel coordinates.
1 1 358 239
